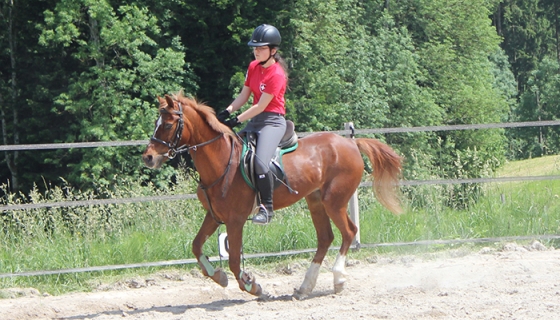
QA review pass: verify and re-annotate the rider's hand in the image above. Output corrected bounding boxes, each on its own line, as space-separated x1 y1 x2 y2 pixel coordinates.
224 117 240 129
217 109 230 123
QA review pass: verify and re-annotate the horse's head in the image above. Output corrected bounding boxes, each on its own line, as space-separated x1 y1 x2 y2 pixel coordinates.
142 95 185 169
142 93 233 169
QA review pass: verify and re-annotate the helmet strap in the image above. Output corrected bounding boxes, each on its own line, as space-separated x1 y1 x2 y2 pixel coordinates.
259 55 273 66
258 47 276 66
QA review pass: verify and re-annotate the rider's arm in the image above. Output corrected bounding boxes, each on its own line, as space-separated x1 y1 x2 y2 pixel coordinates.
226 86 251 113
237 93 274 123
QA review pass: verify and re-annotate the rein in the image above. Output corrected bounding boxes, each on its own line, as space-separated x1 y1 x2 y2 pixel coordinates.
197 137 236 225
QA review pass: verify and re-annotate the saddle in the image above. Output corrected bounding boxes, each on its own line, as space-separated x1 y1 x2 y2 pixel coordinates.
240 120 298 190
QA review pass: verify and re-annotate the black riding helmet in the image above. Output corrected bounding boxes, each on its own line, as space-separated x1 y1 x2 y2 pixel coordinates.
248 24 281 47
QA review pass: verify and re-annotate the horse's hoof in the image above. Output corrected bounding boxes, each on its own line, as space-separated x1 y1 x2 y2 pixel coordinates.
334 281 347 294
238 271 262 296
293 288 309 300
211 268 228 287
252 283 263 296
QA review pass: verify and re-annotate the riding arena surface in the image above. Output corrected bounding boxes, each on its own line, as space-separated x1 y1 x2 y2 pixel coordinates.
1 242 559 319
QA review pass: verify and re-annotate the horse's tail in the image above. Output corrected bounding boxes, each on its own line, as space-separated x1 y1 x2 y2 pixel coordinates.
355 138 403 215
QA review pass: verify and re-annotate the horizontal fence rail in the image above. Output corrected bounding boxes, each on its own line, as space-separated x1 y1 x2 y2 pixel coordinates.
1 175 559 212
2 234 560 279
393 175 560 186
0 120 559 151
0 140 148 151
0 194 197 211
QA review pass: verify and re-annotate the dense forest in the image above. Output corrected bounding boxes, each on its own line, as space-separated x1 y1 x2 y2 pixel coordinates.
0 0 559 196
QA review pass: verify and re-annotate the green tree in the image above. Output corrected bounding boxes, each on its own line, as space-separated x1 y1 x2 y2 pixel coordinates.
494 0 559 160
4 0 554 198
39 0 196 189
288 0 386 131
543 0 560 63
513 56 560 157
498 0 555 92
414 1 507 159
158 0 290 108
0 0 67 193
366 13 443 182
367 0 511 207
0 0 21 192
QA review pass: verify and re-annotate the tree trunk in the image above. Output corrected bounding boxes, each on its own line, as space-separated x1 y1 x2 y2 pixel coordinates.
2 1 20 192
554 1 560 64
535 88 546 156
495 3 502 36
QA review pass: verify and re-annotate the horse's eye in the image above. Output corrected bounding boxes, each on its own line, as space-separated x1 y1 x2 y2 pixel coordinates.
164 123 173 130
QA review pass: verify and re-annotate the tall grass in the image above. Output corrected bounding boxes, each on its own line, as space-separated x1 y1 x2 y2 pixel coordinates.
0 156 559 295
358 178 560 244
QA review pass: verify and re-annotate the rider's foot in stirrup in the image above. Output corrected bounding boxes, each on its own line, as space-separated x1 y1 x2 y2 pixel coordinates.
252 204 274 225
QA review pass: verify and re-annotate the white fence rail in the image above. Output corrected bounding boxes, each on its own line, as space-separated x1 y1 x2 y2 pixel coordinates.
0 120 558 151
3 235 560 279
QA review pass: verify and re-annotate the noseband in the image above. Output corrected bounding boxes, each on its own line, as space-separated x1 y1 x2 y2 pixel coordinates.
150 103 223 159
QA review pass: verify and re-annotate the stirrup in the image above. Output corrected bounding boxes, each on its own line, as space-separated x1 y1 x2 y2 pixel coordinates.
252 205 274 225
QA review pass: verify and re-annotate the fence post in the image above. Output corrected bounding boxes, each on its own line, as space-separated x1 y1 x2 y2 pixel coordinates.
345 122 360 249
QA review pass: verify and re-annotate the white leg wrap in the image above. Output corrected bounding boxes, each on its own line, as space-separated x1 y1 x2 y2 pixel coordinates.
298 262 321 295
332 254 348 293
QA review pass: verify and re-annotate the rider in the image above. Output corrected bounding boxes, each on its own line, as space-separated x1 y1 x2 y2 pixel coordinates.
217 24 288 225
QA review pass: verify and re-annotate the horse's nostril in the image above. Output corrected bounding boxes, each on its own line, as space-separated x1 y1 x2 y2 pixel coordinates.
143 154 153 163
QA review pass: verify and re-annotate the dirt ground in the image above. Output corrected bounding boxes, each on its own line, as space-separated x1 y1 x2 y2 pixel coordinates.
1 241 559 320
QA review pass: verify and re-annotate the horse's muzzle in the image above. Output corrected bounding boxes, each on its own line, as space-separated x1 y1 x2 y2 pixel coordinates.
142 152 165 169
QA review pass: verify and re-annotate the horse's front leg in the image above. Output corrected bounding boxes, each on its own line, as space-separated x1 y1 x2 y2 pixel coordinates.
192 212 228 287
226 222 264 296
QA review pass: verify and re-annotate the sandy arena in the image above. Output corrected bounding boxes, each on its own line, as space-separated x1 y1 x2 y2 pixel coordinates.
1 242 559 319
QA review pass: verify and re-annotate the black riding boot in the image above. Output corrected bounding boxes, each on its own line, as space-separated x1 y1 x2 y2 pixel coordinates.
253 172 274 225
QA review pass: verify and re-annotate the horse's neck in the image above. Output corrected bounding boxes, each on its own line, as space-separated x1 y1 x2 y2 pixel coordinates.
190 133 238 188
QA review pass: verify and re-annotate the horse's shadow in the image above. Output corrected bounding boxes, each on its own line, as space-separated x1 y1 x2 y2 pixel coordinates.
60 299 249 319
59 290 334 319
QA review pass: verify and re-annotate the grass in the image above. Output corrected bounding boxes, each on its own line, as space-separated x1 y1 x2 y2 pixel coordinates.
0 155 559 295
497 155 560 177
360 155 560 245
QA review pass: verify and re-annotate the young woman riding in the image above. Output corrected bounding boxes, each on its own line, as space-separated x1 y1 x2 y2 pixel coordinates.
217 24 288 225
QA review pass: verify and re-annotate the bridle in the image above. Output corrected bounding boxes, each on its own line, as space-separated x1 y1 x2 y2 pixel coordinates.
150 103 223 159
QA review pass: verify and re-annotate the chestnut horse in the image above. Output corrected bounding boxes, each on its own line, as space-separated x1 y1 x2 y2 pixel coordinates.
142 93 402 299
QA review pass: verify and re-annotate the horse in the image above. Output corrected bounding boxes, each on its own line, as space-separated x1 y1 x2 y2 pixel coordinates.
142 93 403 299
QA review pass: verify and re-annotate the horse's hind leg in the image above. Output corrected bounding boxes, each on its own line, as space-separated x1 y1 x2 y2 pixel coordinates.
294 191 335 299
315 179 359 294
325 204 358 294
192 212 228 287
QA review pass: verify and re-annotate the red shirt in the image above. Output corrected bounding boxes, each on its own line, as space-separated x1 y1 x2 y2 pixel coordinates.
244 60 286 115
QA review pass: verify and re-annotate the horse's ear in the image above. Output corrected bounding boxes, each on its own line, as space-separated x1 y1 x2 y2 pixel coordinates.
164 95 175 110
157 96 165 106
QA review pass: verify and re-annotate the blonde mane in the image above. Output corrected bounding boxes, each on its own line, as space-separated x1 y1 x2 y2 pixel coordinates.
171 92 236 138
